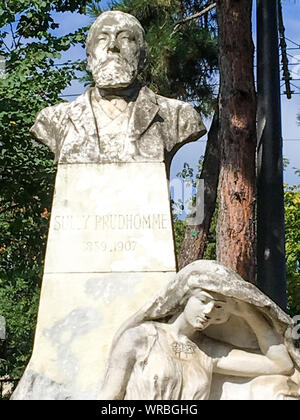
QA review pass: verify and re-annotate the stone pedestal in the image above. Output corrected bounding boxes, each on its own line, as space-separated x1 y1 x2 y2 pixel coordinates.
12 163 177 400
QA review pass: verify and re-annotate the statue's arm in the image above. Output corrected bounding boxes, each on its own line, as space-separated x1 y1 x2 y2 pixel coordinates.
214 303 294 377
30 103 68 162
99 326 146 400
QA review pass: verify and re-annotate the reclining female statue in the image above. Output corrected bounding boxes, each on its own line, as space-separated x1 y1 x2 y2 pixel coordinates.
100 260 300 400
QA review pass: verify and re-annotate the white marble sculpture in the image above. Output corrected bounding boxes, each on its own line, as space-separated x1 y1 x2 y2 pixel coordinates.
12 11 206 400
30 11 206 165
100 260 300 400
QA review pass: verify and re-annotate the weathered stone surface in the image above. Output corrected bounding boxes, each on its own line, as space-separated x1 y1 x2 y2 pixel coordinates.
12 11 206 400
30 12 205 165
100 260 300 400
12 272 175 400
44 163 176 274
12 161 177 399
30 85 205 165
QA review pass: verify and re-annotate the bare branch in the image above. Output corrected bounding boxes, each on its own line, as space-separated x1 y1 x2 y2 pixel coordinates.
174 2 217 31
9 23 17 49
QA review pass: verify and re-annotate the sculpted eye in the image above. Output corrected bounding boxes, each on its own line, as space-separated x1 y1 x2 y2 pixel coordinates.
98 34 108 41
118 32 134 41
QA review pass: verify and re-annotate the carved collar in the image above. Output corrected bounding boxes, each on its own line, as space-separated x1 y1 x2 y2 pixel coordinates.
67 85 160 141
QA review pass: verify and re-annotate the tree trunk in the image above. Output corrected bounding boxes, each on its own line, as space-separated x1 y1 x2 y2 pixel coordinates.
216 0 256 283
178 110 220 269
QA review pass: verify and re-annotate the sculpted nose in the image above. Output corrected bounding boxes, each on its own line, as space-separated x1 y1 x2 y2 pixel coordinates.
108 39 120 53
203 302 215 319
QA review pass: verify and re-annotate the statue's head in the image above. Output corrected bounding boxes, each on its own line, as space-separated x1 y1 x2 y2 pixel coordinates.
86 11 149 89
111 260 293 347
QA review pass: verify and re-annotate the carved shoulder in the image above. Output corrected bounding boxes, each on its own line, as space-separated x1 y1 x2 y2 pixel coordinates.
155 95 207 153
30 102 70 161
117 323 154 352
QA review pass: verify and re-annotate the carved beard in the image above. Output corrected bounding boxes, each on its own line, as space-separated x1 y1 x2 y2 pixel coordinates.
91 55 139 89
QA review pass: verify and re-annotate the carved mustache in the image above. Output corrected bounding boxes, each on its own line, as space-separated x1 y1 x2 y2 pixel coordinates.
94 54 130 69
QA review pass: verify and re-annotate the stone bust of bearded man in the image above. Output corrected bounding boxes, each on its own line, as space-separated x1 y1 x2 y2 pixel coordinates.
30 11 206 166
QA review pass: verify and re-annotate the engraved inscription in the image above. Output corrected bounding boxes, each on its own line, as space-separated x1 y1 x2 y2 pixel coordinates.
83 241 137 253
53 213 169 231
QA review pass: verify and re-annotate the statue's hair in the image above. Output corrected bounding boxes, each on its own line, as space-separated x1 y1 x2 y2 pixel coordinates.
109 260 295 350
86 11 149 70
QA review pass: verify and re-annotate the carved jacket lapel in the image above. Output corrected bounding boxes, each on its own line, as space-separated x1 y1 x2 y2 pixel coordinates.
129 86 160 139
66 86 160 159
61 89 100 162
67 88 98 139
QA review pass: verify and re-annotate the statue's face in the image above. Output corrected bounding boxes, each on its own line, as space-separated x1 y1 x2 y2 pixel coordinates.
184 290 229 331
88 14 142 89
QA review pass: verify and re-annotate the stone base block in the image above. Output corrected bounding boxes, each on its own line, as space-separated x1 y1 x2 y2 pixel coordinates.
12 271 175 400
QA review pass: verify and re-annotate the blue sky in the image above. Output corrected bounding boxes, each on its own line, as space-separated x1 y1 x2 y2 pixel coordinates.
277 0 300 185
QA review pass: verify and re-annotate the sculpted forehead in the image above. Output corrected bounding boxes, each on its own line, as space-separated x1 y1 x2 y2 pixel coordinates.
98 24 134 34
193 289 227 303
87 11 145 46
96 12 142 31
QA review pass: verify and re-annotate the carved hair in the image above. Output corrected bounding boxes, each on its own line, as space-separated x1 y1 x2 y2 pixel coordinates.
109 260 300 370
86 11 149 71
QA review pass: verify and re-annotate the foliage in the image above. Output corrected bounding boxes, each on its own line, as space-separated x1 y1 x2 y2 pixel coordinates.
86 0 218 114
172 159 217 260
173 211 217 260
0 0 90 378
173 218 186 256
0 276 40 378
174 162 300 316
285 182 300 317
